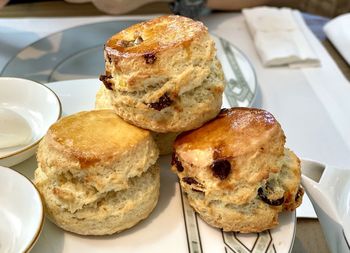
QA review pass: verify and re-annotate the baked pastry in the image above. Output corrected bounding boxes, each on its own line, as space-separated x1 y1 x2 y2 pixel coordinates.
95 84 114 110
34 110 160 235
95 85 179 155
172 107 303 233
99 15 225 133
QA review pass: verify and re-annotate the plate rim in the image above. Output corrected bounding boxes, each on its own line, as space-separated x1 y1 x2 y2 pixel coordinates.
0 19 144 78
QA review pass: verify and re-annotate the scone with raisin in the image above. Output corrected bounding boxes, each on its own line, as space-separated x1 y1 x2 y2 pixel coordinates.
34 110 160 235
99 15 225 133
172 107 303 233
95 86 179 155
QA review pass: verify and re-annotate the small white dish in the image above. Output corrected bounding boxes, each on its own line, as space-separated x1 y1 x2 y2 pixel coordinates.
0 166 44 252
0 77 61 167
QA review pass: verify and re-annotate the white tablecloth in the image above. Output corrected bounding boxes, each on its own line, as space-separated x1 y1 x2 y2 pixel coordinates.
1 13 350 219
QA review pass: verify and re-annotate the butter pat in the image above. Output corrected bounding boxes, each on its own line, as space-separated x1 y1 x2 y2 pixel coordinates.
0 108 32 149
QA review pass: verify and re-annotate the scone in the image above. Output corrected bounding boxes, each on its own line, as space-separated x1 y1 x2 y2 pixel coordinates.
95 85 179 155
99 15 225 133
172 107 303 233
34 110 160 235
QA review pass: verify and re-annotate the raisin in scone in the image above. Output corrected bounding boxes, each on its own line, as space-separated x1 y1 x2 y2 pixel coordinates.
172 107 303 233
34 110 160 235
99 15 225 133
95 85 179 155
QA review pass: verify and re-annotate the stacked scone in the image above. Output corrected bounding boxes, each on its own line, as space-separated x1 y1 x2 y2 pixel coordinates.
34 15 226 236
34 16 303 237
34 110 159 235
96 15 226 154
172 108 303 232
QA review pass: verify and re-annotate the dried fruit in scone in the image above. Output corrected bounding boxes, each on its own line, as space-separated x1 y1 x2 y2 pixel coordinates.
172 107 303 233
95 86 180 155
99 15 226 133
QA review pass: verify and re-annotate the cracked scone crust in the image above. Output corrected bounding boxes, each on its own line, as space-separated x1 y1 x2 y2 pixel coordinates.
100 15 225 132
34 110 160 235
172 108 303 233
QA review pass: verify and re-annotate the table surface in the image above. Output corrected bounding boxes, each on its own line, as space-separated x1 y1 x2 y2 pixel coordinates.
2 1 349 253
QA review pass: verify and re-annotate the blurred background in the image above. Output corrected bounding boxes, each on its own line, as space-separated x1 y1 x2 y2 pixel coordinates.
0 0 349 18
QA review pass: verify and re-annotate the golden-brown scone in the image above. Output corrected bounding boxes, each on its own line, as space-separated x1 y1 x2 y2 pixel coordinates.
172 107 303 233
103 15 213 92
34 110 160 235
100 15 225 133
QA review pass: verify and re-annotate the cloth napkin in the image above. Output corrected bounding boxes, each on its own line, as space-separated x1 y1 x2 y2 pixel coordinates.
242 7 320 68
324 13 350 66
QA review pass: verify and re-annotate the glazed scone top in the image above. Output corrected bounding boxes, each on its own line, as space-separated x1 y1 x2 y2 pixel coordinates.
175 107 285 159
46 110 151 168
102 15 217 94
172 108 298 209
105 15 207 57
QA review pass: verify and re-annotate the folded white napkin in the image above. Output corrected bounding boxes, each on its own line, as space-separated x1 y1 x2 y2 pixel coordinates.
324 13 350 66
242 7 320 68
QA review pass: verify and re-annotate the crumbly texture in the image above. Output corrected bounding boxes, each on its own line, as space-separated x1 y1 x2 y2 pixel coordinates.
172 108 303 233
100 15 225 133
107 60 224 132
95 85 114 110
34 110 160 235
95 86 180 155
36 164 159 235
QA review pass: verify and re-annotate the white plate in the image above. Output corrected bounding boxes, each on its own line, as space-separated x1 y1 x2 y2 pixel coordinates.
13 79 295 253
0 77 61 167
0 20 256 107
0 166 44 253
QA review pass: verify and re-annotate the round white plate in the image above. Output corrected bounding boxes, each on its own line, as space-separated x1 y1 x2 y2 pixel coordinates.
0 166 44 253
1 20 256 107
12 78 295 253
